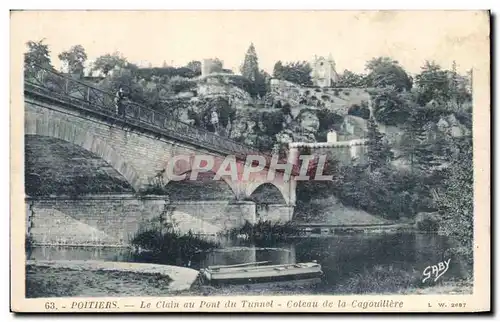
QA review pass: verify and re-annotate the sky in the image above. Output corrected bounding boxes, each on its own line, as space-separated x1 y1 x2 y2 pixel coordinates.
11 11 489 76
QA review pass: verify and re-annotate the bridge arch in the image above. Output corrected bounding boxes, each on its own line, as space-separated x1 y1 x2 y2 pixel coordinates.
163 170 238 201
246 182 289 205
25 116 142 192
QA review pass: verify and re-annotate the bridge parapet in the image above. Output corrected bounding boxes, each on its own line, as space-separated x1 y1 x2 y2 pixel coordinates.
24 66 268 161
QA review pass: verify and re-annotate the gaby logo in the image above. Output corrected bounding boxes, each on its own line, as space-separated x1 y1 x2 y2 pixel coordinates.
165 154 333 182
422 259 451 283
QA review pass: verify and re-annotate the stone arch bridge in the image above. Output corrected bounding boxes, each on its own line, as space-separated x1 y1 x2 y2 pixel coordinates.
24 67 296 246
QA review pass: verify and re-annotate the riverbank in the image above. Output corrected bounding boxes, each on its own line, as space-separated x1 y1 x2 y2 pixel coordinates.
26 260 199 298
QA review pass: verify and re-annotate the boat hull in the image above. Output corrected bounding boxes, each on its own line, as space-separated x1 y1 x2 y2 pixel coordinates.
201 272 323 286
199 262 323 286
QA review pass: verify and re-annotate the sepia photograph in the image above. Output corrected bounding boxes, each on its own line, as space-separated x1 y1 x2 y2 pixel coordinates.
9 10 490 313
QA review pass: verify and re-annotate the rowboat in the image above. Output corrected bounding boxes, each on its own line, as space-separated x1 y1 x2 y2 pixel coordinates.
199 261 323 285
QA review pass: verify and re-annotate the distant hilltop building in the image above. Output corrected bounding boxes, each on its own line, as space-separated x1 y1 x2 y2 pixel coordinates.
310 54 339 88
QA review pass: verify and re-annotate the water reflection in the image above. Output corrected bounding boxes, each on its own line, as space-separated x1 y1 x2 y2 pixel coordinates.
28 233 470 294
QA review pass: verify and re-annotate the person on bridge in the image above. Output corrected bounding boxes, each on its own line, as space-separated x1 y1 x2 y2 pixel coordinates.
210 108 219 133
114 87 126 117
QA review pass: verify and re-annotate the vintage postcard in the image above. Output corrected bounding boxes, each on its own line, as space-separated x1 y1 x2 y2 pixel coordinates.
10 10 490 313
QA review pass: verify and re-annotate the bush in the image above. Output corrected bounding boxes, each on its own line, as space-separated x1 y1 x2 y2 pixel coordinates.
167 76 197 94
315 88 322 93
135 66 197 80
333 165 428 220
321 95 330 101
131 227 219 266
130 204 219 266
304 90 310 96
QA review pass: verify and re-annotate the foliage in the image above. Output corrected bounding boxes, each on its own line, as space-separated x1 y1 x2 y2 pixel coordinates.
135 66 197 81
365 57 412 91
239 44 267 97
366 117 393 170
315 109 344 141
240 43 260 82
199 97 236 129
414 60 472 110
334 264 421 294
273 60 313 86
223 219 301 243
434 136 473 264
336 69 367 87
58 45 87 76
399 107 454 173
91 52 129 76
332 164 429 219
209 58 224 71
24 39 54 70
414 60 451 105
166 76 197 94
185 60 202 75
130 202 219 265
369 86 414 125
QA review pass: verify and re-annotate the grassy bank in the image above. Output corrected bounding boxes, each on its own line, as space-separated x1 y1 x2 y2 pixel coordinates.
330 264 471 295
26 264 173 298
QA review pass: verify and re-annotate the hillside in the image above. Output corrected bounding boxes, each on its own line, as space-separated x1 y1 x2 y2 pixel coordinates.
294 196 392 225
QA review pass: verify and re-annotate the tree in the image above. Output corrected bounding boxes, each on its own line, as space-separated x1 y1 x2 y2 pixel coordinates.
92 52 128 76
399 107 448 173
365 57 412 91
435 137 473 265
369 86 413 125
58 45 87 76
336 69 367 87
24 39 53 70
272 61 312 86
240 43 260 82
273 61 284 79
366 117 393 170
414 61 451 105
185 60 202 75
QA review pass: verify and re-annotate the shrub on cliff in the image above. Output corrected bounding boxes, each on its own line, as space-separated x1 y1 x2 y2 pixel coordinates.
167 76 197 94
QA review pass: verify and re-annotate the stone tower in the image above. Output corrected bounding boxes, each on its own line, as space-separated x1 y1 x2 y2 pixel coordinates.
310 54 339 87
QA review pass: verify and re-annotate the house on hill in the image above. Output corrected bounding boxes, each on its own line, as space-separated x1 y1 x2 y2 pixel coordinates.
310 54 340 88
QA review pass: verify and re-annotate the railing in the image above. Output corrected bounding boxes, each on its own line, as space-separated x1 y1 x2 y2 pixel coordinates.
23 65 271 161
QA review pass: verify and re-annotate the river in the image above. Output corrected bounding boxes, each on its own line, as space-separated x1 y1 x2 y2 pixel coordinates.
27 232 471 295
